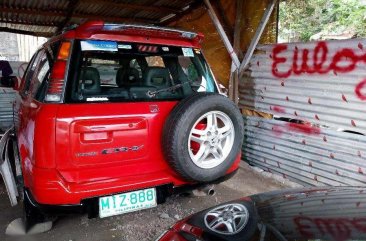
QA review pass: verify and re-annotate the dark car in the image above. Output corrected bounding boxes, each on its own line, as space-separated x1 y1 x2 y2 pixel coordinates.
156 187 366 241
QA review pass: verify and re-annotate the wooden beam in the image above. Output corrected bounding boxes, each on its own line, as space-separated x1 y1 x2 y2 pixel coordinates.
212 0 234 42
233 0 244 59
57 0 81 32
204 0 240 68
0 7 66 18
84 0 181 14
229 0 244 103
160 0 204 25
0 19 58 27
239 0 277 76
0 7 156 24
0 27 53 37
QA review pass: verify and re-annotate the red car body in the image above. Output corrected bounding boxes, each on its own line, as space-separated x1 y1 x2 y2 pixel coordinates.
13 21 240 207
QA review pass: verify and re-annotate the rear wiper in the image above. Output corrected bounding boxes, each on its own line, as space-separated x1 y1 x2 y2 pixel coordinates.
146 81 191 98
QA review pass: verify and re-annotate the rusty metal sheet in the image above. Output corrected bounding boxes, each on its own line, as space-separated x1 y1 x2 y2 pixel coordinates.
240 38 366 134
243 116 366 186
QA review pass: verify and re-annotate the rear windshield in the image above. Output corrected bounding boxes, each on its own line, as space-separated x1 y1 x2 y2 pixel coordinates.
65 40 217 103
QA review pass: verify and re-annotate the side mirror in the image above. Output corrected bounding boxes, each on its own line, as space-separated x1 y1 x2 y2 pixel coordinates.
0 76 18 90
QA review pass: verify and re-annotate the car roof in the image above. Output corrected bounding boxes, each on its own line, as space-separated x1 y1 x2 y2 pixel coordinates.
45 21 204 48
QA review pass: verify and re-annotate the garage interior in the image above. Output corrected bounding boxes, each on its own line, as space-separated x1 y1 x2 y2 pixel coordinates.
1 0 365 240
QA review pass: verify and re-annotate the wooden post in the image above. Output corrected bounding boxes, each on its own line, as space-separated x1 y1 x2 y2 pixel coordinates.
229 0 243 103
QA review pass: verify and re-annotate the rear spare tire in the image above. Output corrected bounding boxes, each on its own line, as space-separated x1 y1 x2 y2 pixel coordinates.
163 93 244 182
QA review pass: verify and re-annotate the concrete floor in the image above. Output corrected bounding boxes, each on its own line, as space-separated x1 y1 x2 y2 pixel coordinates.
0 163 292 241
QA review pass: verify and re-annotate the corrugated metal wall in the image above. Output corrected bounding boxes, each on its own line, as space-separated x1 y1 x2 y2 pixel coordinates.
0 61 27 132
16 34 47 62
240 38 366 186
0 87 16 132
244 116 366 186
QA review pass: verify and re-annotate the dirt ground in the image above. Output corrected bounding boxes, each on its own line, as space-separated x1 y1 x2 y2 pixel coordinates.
0 163 292 241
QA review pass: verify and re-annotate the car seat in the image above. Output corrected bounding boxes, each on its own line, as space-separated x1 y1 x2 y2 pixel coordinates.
79 67 101 95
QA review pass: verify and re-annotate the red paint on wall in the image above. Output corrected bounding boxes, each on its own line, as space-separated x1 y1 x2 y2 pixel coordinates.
272 41 366 79
355 79 366 100
342 94 348 102
272 125 284 137
287 122 321 135
271 42 366 103
272 106 286 113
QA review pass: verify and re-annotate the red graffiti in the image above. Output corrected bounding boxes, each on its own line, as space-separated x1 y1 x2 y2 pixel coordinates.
272 42 366 78
287 122 321 135
272 106 286 113
272 125 284 137
294 216 366 241
272 42 366 101
355 79 366 100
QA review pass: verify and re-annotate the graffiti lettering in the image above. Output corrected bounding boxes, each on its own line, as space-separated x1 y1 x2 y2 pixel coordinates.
294 216 366 241
272 42 366 101
272 42 366 78
355 79 366 100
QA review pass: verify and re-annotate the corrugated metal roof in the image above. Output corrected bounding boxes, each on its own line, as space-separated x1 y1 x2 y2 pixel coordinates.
0 0 201 37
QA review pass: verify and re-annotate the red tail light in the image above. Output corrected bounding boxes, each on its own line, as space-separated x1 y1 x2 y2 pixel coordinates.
45 41 71 102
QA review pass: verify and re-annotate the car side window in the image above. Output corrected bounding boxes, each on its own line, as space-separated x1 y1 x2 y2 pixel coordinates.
29 51 50 101
21 50 43 96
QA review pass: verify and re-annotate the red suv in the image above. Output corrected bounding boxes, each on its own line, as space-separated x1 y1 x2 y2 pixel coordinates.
0 21 243 230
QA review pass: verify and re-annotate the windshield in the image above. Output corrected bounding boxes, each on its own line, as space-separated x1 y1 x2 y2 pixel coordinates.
65 40 217 103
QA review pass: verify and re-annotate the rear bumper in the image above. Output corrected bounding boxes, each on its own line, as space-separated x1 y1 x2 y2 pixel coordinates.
25 169 238 219
26 155 241 206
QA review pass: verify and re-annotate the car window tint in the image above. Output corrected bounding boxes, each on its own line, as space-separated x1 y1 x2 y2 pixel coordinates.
22 50 43 96
66 41 217 103
30 51 50 100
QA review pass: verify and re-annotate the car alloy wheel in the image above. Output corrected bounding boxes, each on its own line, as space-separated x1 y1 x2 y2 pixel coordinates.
188 111 235 169
204 203 249 235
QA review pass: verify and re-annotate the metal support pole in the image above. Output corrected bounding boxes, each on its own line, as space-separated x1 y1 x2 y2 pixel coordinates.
239 0 277 76
204 0 241 69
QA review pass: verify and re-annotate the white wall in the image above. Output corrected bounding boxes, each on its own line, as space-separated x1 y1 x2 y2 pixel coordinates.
16 34 47 62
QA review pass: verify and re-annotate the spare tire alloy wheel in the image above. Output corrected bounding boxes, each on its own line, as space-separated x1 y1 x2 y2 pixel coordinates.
188 111 234 169
163 93 244 182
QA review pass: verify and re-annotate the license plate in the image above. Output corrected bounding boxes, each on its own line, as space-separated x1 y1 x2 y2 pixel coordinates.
99 188 157 218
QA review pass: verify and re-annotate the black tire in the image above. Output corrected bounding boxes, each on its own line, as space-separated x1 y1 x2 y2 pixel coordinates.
162 93 244 182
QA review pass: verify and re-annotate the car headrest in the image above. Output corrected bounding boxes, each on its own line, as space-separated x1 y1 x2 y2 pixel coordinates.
144 67 171 87
80 67 101 95
116 67 140 87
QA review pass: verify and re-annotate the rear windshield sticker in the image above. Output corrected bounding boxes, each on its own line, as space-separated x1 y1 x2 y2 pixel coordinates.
118 44 132 49
81 40 118 52
138 45 158 53
182 47 194 57
162 47 169 51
